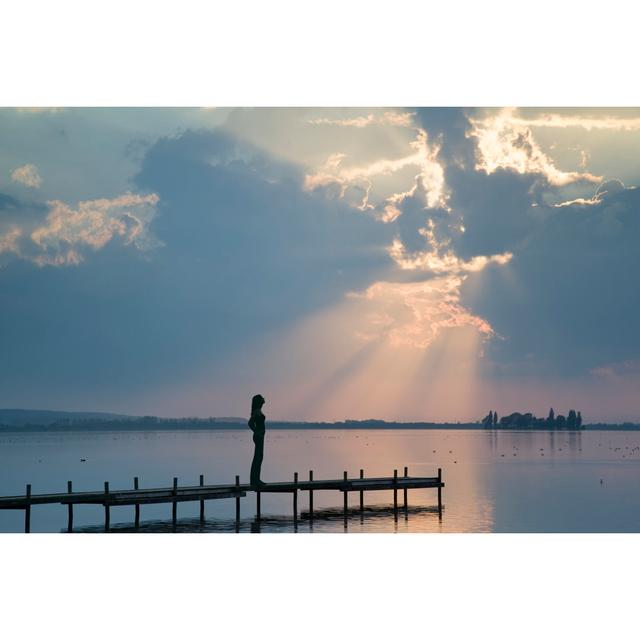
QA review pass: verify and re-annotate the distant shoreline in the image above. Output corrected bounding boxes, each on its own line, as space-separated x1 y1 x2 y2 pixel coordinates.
1 421 639 433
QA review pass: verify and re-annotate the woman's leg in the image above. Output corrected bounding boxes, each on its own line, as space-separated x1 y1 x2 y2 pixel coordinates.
250 432 264 484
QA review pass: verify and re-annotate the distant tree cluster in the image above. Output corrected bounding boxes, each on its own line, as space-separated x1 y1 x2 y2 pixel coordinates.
481 408 584 429
481 411 499 427
547 408 582 429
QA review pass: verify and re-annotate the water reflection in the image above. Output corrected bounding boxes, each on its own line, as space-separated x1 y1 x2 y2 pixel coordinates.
485 428 583 457
2 428 640 533
70 504 445 534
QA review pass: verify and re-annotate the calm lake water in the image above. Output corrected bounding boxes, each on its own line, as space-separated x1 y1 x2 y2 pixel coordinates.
1 428 639 533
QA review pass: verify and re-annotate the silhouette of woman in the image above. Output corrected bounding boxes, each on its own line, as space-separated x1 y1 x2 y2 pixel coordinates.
248 394 266 487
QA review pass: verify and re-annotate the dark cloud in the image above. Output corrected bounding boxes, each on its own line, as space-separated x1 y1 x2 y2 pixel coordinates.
414 107 477 168
0 129 392 407
448 167 540 259
392 189 450 253
398 107 640 381
462 183 640 376
0 192 47 223
134 129 392 320
595 179 625 197
0 193 22 211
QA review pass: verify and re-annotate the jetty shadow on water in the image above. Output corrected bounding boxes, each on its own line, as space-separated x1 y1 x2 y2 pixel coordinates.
68 503 444 534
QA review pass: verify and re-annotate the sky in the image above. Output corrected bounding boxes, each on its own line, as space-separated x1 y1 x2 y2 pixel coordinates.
1 107 640 423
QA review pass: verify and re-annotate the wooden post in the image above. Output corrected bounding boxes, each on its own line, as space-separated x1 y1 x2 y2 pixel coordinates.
359 469 364 515
293 472 298 530
235 475 240 531
172 477 178 526
437 467 442 518
67 481 73 533
393 469 398 522
24 484 31 534
403 466 408 519
134 477 140 529
104 481 110 531
343 471 348 529
309 470 314 524
199 475 205 524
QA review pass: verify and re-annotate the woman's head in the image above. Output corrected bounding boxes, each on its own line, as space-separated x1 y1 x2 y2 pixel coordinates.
251 394 265 413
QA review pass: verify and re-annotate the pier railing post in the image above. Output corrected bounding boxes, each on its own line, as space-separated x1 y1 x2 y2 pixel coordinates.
437 467 442 518
235 475 240 532
24 484 31 534
199 475 205 524
134 477 140 529
67 481 73 533
256 489 261 523
172 477 178 527
393 469 398 522
343 471 348 530
403 466 408 519
104 481 110 532
359 469 364 517
309 470 314 525
293 472 298 531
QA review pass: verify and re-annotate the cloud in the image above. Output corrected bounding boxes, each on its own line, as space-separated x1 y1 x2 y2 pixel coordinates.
0 226 22 255
463 180 640 377
510 113 640 131
0 192 160 265
388 225 512 274
0 127 397 408
303 107 637 375
234 110 501 360
590 360 640 379
304 127 448 215
595 179 626 197
307 111 415 128
348 276 495 349
303 107 515 355
468 108 602 186
14 107 66 114
11 163 42 188
554 179 628 207
355 220 511 350
3 108 639 419
0 108 232 206
223 108 449 229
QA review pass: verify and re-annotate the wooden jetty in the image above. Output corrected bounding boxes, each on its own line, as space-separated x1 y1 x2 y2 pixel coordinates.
0 468 444 532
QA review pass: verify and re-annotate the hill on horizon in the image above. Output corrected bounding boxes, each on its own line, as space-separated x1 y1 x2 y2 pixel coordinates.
0 409 250 426
0 408 136 426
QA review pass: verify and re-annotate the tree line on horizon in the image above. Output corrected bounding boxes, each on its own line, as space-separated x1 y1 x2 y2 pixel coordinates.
481 408 584 429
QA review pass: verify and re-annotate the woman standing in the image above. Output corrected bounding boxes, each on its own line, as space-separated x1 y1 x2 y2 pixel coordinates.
248 394 267 487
